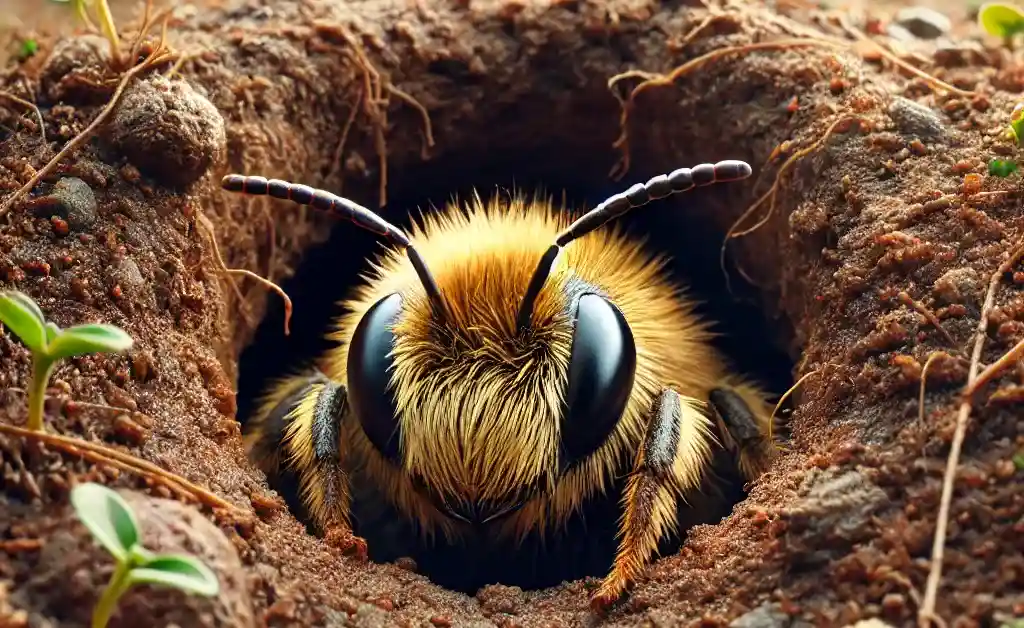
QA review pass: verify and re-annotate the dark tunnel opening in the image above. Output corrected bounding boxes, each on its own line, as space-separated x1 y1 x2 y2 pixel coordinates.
234 149 796 594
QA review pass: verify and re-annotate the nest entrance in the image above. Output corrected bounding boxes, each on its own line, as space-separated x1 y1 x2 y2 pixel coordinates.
235 148 795 594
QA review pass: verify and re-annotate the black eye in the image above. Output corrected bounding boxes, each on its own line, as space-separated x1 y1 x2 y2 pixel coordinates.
559 293 637 471
347 292 404 463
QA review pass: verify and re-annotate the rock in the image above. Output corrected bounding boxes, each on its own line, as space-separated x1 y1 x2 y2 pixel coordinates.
885 23 917 42
894 6 952 39
782 469 888 543
888 97 948 142
18 489 255 627
47 177 98 230
105 76 227 188
730 603 800 628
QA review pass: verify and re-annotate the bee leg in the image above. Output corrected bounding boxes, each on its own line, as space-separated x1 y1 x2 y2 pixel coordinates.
245 370 367 560
708 381 780 482
591 388 715 613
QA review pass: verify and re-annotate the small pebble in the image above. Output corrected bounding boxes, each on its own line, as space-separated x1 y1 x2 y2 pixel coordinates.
48 177 97 230
888 96 948 141
894 6 952 39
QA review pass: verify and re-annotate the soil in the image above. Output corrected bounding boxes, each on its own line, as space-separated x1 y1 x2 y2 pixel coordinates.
0 0 1022 627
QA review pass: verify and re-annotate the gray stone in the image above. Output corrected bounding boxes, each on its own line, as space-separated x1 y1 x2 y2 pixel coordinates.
888 96 948 141
49 177 97 230
895 6 952 39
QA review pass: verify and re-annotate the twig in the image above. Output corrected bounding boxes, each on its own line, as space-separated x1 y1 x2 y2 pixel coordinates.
0 423 244 516
963 337 1024 399
919 241 1024 626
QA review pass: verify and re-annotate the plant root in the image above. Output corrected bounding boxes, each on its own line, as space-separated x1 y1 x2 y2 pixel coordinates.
833 14 975 98
0 423 245 517
963 337 1024 399
720 115 863 293
196 213 294 337
918 240 1024 626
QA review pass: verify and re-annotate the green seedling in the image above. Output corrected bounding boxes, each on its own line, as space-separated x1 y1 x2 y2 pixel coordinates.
0 290 132 432
979 2 1024 46
19 38 38 59
49 0 121 65
71 482 220 628
989 158 1020 176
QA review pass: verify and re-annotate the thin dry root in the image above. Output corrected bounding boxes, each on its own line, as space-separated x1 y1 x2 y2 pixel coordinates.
919 240 1024 626
720 115 863 292
607 38 850 180
0 22 176 219
834 14 974 98
766 364 838 448
0 423 245 517
0 92 47 145
319 23 435 208
197 213 293 336
918 351 944 427
899 291 956 347
963 337 1024 399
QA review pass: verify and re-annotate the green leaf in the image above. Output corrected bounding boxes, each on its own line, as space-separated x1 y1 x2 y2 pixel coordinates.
129 555 220 597
989 158 1020 177
19 39 38 59
45 323 133 360
128 544 157 566
979 2 1024 38
70 483 139 561
1013 452 1024 470
0 290 47 352
44 322 61 345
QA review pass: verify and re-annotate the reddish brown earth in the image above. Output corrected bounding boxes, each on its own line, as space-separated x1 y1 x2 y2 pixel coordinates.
0 0 1022 626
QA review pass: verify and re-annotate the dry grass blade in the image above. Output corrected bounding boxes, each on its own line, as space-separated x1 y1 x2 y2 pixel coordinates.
0 423 244 516
919 241 1024 626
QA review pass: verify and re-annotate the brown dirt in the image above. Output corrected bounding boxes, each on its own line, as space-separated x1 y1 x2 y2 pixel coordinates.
0 0 1022 627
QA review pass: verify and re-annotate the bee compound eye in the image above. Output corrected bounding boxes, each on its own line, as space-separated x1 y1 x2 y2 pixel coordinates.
347 292 404 463
559 294 637 470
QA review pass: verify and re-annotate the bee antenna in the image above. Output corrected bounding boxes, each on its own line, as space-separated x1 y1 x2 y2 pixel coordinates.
515 159 753 331
221 174 446 318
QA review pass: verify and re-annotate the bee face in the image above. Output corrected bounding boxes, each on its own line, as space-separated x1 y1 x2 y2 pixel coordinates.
345 240 639 524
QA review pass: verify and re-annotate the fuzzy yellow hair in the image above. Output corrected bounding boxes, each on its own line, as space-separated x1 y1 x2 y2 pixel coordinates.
307 191 771 542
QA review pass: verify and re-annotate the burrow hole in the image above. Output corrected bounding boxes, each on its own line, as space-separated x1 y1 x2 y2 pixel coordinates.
236 148 795 595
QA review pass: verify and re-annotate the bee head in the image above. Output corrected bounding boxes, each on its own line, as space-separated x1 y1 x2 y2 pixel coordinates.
345 243 638 524
218 161 752 525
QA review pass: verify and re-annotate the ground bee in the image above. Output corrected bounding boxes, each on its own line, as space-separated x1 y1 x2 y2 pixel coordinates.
221 159 780 611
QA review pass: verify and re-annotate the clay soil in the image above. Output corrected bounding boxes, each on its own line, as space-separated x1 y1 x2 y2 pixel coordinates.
0 0 1023 626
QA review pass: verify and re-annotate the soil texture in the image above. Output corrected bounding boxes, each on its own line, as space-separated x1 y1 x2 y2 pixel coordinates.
0 0 1022 626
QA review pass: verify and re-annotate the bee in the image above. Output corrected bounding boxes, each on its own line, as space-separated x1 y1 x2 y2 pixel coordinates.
221 159 780 611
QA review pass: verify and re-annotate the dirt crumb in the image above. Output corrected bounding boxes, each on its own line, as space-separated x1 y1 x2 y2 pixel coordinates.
105 76 226 188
